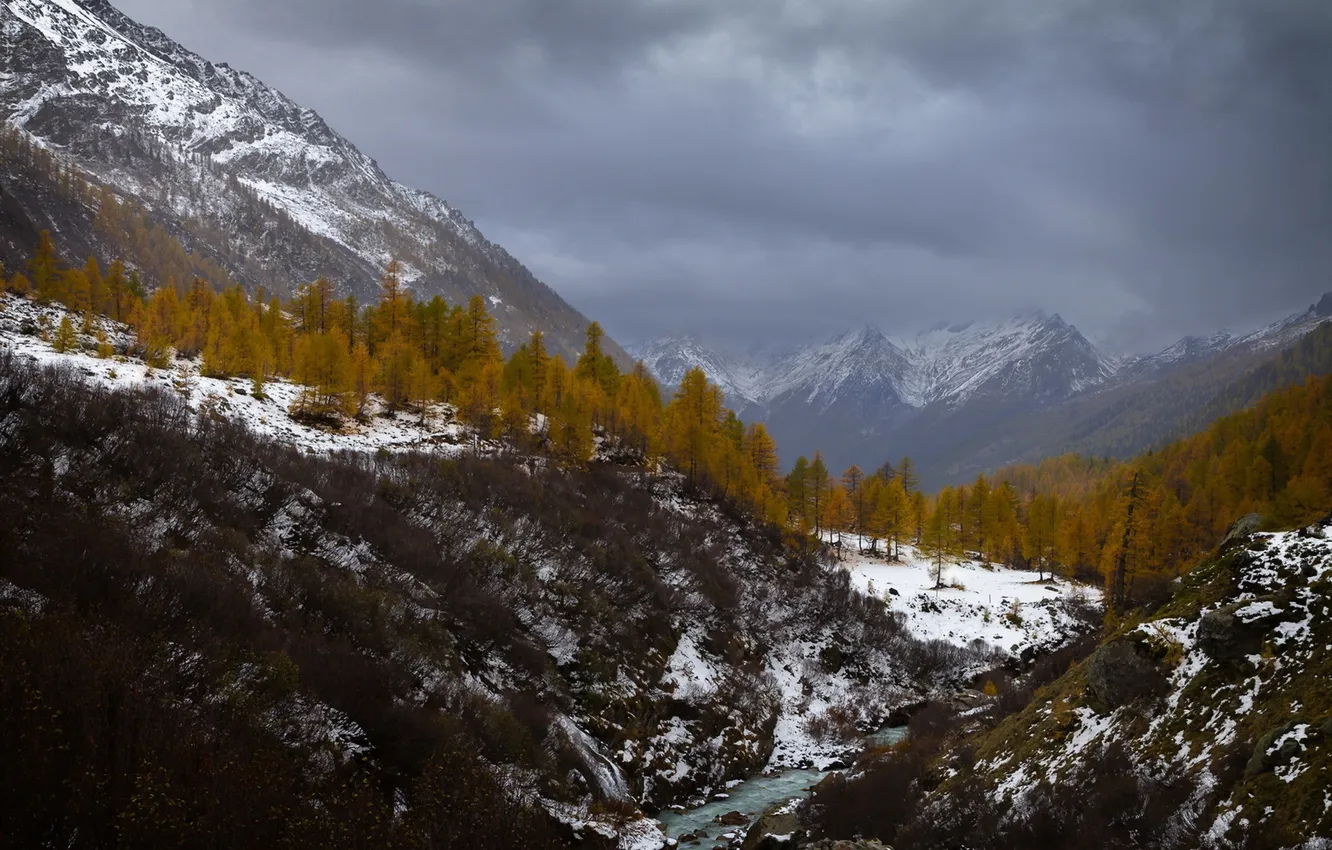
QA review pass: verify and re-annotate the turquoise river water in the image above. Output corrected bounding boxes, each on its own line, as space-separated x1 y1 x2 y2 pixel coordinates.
655 727 907 847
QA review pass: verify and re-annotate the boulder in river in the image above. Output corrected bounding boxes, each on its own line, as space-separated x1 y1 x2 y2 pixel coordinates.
740 801 802 849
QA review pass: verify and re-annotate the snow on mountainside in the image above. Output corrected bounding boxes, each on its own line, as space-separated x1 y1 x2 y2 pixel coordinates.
761 323 912 411
837 533 1102 661
627 335 761 408
638 294 1332 417
1119 294 1332 380
636 296 1332 487
0 293 481 455
0 0 615 362
894 312 1116 407
926 520 1332 847
1 291 1117 850
636 312 1113 413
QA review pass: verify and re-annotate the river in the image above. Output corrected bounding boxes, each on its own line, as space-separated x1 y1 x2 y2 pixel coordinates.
654 727 907 847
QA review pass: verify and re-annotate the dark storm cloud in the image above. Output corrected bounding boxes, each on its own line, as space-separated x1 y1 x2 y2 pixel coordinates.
117 0 1332 352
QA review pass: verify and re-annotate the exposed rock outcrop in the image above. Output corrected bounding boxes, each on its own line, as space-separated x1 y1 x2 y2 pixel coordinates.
1085 638 1166 709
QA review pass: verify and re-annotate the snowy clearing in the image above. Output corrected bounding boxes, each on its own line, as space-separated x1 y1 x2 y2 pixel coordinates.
834 534 1102 656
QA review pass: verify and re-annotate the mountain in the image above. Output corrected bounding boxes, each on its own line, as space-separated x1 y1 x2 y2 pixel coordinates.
0 0 620 363
632 312 1121 482
801 519 1332 848
628 334 761 408
894 312 1114 407
1117 295 1332 382
634 299 1332 485
4 291 1102 846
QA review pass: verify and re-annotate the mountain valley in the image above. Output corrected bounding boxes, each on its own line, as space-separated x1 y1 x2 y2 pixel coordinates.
2 0 1331 848
632 297 1332 486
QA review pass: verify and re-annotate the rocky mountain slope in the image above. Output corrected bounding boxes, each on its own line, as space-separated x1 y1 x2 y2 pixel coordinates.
633 298 1332 486
0 0 620 363
1 292 1102 848
800 517 1332 849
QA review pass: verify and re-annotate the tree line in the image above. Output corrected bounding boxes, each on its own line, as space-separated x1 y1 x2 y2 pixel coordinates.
798 373 1332 612
3 230 792 523
8 220 1330 612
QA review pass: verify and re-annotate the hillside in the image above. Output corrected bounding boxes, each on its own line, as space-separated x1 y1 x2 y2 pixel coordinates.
801 518 1332 849
0 0 622 363
0 291 1112 848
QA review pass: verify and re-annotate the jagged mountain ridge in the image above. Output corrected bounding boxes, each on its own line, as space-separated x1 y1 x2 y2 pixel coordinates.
624 334 760 408
0 0 621 363
631 297 1332 483
1116 294 1332 381
632 312 1110 412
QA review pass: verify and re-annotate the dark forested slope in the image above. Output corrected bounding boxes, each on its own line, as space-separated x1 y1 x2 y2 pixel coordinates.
0 351 963 847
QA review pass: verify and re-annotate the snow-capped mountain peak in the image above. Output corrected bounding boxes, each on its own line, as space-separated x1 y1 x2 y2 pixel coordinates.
897 311 1114 407
762 322 910 410
0 0 613 362
1121 291 1332 379
636 311 1113 412
627 335 761 407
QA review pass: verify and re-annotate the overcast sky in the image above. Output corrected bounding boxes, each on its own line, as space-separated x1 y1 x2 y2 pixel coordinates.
116 0 1332 353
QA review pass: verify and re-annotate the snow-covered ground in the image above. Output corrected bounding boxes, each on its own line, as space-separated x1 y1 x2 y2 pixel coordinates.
0 295 478 456
834 534 1102 657
966 522 1332 846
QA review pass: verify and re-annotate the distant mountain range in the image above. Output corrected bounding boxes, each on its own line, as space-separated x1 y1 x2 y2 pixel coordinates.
631 294 1332 486
0 0 621 363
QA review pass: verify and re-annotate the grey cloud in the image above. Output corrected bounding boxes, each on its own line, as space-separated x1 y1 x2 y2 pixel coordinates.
116 0 1332 353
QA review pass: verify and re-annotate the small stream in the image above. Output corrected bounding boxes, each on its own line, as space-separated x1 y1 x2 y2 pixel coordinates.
655 727 907 847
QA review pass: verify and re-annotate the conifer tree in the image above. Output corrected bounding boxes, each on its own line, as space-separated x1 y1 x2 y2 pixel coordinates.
27 230 60 302
924 487 960 588
665 366 722 486
376 260 408 342
408 358 438 427
349 341 374 417
293 331 353 417
60 267 87 315
459 296 502 373
809 452 830 536
527 330 550 404
309 277 334 333
341 295 361 351
375 335 417 410
898 456 919 494
549 373 594 464
910 491 927 545
842 464 865 536
1108 473 1143 613
574 321 620 397
969 474 992 561
83 256 104 316
52 314 77 353
747 422 780 517
461 360 503 435
615 366 664 461
1024 493 1059 581
825 485 852 536
873 476 910 560
787 456 809 532
104 261 130 322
